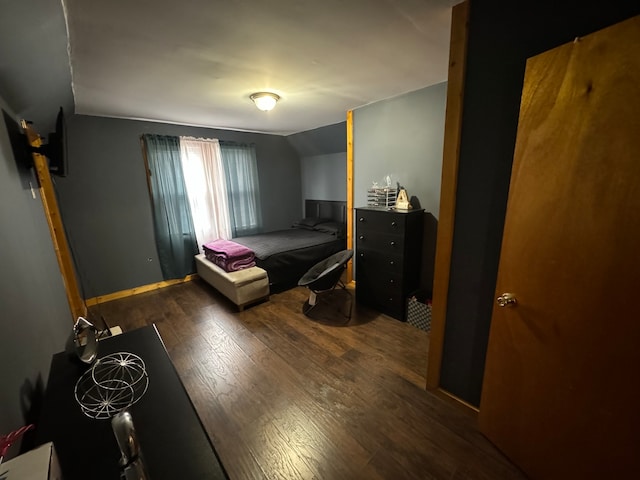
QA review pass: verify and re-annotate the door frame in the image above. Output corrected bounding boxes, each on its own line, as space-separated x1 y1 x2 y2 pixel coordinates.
424 0 469 398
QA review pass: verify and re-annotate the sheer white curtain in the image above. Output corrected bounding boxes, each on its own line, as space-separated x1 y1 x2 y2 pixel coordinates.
220 142 263 237
179 137 231 251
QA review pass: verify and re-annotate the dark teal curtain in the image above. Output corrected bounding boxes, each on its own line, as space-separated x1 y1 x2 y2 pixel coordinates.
143 134 198 279
220 142 263 237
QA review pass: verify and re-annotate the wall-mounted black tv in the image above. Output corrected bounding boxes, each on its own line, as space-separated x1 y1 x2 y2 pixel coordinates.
33 107 68 177
1 107 67 177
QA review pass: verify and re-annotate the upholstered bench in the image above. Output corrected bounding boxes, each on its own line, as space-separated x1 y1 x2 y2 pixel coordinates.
195 254 269 310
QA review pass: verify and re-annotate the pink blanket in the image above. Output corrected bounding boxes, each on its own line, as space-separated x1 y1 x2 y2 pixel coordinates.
203 239 254 258
203 239 256 272
210 254 256 272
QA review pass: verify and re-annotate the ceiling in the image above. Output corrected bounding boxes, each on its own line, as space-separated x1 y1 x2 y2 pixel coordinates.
1 0 459 136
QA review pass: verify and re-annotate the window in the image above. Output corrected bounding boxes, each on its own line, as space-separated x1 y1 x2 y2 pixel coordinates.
141 134 198 279
142 135 263 272
220 142 262 237
179 137 232 248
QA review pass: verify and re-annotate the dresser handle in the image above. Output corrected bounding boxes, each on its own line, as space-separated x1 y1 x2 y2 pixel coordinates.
390 241 396 247
359 235 365 240
391 221 397 227
389 260 394 266
359 217 365 222
389 279 394 284
359 252 364 257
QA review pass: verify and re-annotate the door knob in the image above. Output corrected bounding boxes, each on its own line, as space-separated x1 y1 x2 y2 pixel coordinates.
497 293 517 307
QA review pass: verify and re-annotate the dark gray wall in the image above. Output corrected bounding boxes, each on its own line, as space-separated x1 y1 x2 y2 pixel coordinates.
353 83 447 295
287 121 346 157
0 0 74 135
287 122 347 209
288 122 347 209
300 152 347 206
0 99 71 437
441 0 640 406
353 83 447 216
57 115 302 298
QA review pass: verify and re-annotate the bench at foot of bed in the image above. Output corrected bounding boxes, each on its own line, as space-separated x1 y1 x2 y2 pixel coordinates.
195 254 270 311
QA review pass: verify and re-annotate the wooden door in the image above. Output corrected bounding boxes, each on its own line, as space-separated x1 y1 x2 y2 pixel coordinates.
478 16 640 480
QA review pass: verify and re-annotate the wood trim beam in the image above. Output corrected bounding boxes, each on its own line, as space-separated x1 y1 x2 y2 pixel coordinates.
346 110 354 284
426 0 470 389
85 274 198 306
23 121 87 322
140 136 154 201
437 387 479 415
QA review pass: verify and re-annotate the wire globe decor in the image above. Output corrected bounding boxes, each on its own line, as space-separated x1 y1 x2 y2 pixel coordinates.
74 352 149 420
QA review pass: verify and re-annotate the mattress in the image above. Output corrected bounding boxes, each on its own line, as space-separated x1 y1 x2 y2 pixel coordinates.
232 228 345 290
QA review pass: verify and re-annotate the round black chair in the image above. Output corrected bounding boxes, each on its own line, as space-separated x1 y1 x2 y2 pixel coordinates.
298 249 353 320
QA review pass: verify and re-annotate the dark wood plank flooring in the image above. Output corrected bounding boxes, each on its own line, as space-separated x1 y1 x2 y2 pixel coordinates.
89 279 525 480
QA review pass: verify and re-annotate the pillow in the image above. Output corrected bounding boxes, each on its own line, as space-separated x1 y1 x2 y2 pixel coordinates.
313 221 345 238
292 217 331 229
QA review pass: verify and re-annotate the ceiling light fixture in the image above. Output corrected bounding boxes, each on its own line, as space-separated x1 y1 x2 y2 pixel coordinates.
250 92 280 111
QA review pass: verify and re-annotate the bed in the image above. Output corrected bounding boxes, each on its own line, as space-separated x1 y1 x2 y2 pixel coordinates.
231 199 347 291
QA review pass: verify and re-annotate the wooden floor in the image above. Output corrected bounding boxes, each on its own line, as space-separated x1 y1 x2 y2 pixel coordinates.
89 279 525 480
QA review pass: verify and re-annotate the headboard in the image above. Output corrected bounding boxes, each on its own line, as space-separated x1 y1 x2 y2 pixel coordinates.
305 199 347 224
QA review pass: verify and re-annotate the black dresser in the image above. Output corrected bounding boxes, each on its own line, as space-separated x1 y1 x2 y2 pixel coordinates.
355 207 424 321
36 325 228 479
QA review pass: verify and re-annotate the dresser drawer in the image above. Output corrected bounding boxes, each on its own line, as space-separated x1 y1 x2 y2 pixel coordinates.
356 278 404 318
356 248 403 274
355 231 404 254
356 210 406 235
355 260 403 289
